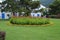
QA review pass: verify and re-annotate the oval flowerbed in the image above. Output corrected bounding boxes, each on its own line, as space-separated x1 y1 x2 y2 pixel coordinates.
10 17 50 25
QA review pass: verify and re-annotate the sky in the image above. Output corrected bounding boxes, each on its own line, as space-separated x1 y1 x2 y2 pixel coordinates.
0 0 5 3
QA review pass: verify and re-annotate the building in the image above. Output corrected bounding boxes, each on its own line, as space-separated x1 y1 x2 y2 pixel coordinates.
31 4 47 17
33 4 46 11
0 11 11 19
31 12 42 17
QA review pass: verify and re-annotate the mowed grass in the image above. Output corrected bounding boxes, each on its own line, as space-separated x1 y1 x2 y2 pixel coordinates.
0 19 60 40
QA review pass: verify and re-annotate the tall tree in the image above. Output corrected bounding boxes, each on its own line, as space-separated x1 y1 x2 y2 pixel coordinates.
2 0 40 16
49 0 60 15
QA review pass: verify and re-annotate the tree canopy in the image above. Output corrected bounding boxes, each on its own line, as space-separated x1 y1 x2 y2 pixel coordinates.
49 0 60 15
1 0 40 16
2 0 40 12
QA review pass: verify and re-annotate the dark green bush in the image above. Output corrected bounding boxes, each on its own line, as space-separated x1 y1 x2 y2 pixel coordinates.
10 17 50 25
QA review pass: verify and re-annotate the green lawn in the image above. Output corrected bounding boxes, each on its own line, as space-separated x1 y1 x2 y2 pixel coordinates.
0 19 60 40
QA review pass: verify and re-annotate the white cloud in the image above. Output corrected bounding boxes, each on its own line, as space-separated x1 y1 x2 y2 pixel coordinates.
0 0 5 3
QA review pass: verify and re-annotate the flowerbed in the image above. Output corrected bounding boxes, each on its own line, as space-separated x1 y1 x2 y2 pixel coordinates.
10 17 50 25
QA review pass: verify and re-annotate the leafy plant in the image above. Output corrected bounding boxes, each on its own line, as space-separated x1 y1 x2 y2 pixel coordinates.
10 17 50 25
49 0 60 15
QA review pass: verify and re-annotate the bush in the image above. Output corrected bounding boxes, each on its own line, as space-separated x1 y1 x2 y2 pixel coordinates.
49 15 60 18
10 17 50 25
49 15 57 18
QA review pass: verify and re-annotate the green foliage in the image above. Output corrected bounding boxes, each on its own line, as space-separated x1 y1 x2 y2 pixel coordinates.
28 1 40 9
49 0 60 14
18 7 31 16
2 0 40 16
39 8 44 12
10 17 50 25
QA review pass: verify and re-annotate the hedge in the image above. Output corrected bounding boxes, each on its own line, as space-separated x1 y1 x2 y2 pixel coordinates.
10 17 50 25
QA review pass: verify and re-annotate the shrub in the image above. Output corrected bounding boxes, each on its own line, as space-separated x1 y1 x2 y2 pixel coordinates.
10 17 50 25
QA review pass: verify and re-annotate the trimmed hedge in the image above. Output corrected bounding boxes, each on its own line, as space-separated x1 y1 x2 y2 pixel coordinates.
10 17 50 25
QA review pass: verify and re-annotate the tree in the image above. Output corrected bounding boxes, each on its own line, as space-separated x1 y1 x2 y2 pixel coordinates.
2 0 40 16
2 0 20 12
28 1 40 9
49 0 60 15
